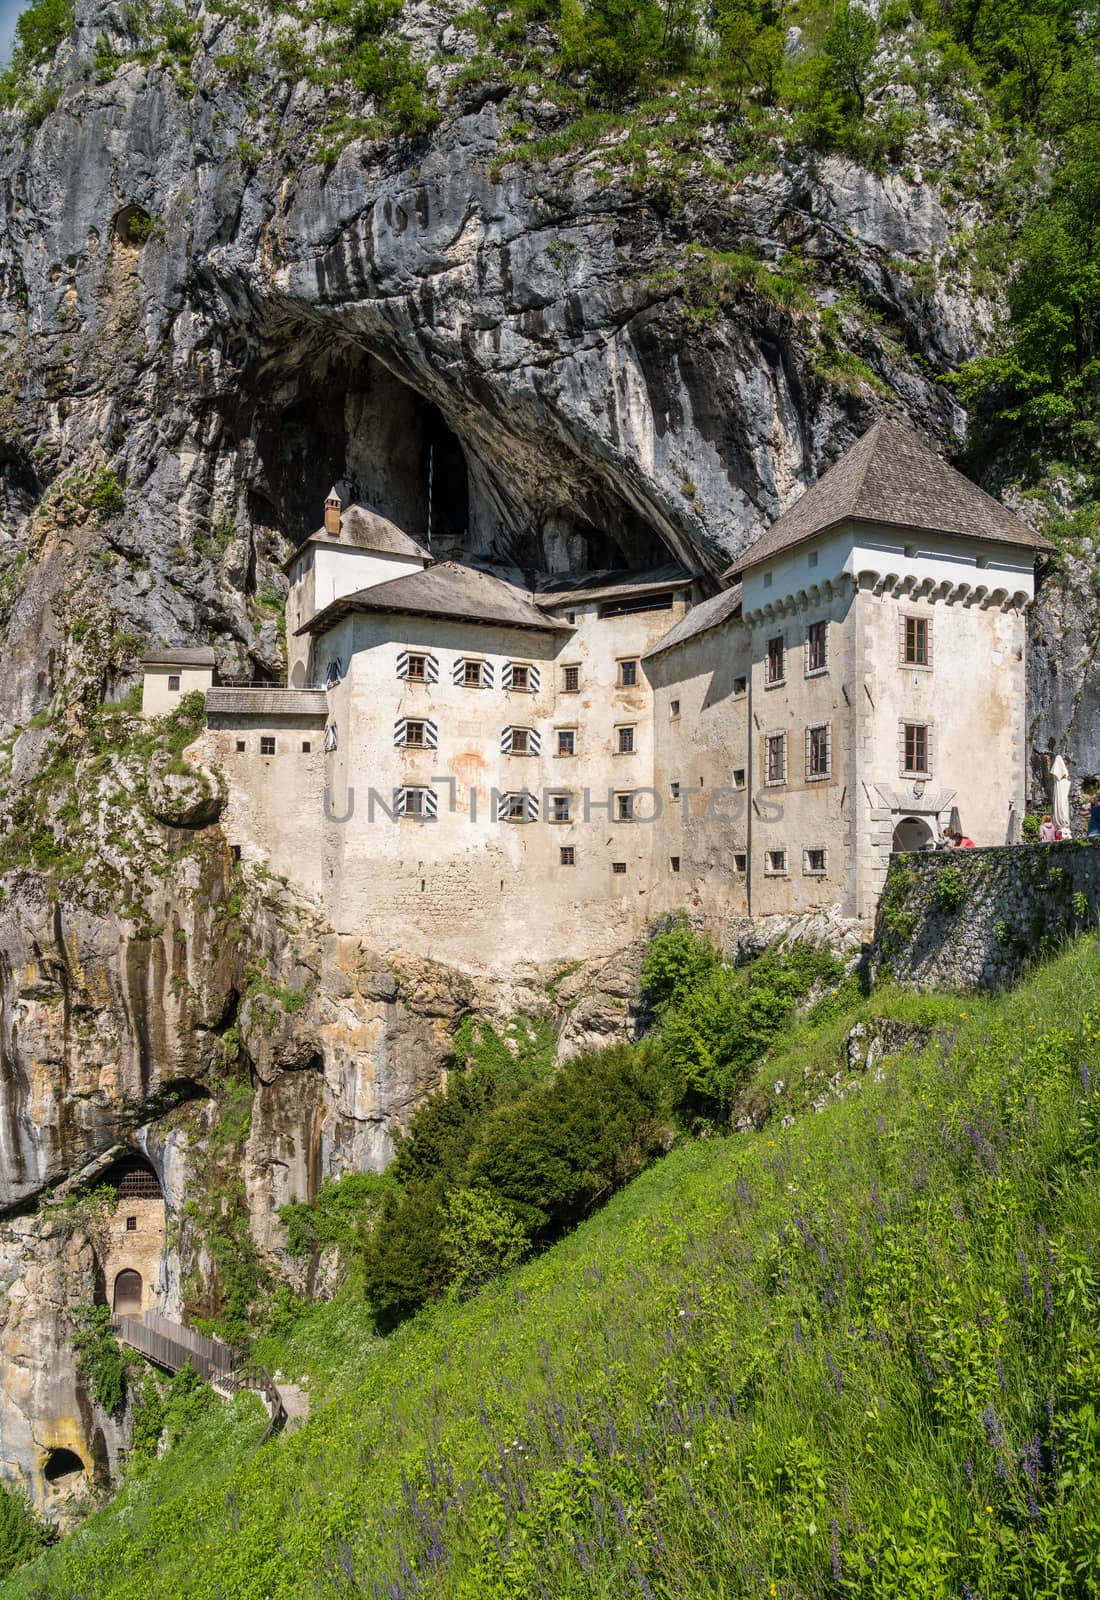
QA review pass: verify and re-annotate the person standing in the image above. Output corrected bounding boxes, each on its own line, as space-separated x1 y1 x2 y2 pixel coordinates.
1039 814 1057 842
1083 794 1100 839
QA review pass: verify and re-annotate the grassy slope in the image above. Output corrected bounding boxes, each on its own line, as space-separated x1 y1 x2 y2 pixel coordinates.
10 941 1100 1599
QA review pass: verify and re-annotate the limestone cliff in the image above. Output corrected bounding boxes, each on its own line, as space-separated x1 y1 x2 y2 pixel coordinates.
0 0 1094 1517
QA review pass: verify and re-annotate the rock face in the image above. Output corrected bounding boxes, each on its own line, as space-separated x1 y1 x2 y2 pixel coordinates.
0 0 1093 1522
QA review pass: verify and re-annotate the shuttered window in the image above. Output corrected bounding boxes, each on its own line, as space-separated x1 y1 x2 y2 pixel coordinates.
497 791 538 821
454 659 494 688
503 662 540 692
394 786 438 819
394 719 438 749
501 726 541 755
397 651 438 683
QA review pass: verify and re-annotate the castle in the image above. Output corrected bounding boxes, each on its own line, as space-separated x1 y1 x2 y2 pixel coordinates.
148 422 1048 967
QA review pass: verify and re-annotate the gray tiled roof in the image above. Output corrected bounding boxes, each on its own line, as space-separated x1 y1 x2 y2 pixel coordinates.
283 505 431 571
297 562 573 637
140 646 216 667
727 421 1051 576
643 584 743 658
206 688 329 717
535 563 697 608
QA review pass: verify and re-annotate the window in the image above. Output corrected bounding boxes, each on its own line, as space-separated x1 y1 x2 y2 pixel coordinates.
260 736 276 756
560 846 575 866
734 852 747 873
616 726 636 754
804 847 827 875
302 740 311 753
167 674 181 692
600 593 674 618
766 636 785 685
125 1216 137 1232
808 549 819 570
669 699 680 720
765 732 787 786
235 739 246 753
616 792 634 822
501 726 540 755
561 665 580 693
504 662 540 692
396 786 438 820
404 720 425 748
670 856 681 873
550 793 571 823
398 651 436 683
806 620 828 675
670 780 681 800
902 722 930 775
556 728 576 757
618 659 638 687
902 615 931 667
733 675 747 697
733 767 746 789
806 723 831 779
611 861 627 875
458 659 488 688
498 791 538 822
765 849 788 876
762 571 773 589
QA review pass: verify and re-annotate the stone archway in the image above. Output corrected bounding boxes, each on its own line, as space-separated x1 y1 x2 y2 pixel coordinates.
892 815 934 853
112 1269 142 1315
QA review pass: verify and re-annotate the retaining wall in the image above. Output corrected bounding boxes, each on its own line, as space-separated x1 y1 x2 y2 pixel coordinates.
870 841 1100 990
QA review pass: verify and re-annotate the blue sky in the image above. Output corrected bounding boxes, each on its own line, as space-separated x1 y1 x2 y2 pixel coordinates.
0 0 24 62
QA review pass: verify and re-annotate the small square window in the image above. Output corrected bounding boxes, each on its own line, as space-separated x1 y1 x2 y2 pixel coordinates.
235 739 246 753
405 653 427 681
557 728 576 757
301 740 311 753
405 720 426 748
733 675 747 697
550 794 571 823
463 660 484 687
670 780 681 800
808 549 819 569
562 665 580 693
669 699 680 720
670 856 680 873
766 848 788 876
616 793 634 822
733 767 746 789
504 793 526 820
167 674 181 692
510 664 530 691
405 789 426 818
260 736 276 756
511 727 530 755
617 726 635 754
804 847 827 875
618 659 638 687
766 636 785 685
560 846 575 866
125 1216 137 1232
762 571 773 589
611 861 627 875
734 852 747 873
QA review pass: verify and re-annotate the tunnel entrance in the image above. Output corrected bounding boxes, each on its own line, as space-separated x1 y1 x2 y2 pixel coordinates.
113 1269 143 1314
43 1448 85 1485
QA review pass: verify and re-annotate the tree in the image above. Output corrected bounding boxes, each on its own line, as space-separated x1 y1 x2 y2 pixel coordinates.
822 0 878 115
441 1187 530 1299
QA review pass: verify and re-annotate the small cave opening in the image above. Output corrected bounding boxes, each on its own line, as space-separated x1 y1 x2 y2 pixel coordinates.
43 1447 85 1485
96 1153 163 1201
113 205 153 248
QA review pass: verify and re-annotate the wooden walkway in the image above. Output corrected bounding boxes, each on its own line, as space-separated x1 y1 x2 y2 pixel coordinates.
112 1313 304 1436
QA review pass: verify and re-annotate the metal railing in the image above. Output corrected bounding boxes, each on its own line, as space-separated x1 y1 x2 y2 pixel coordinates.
112 1314 287 1436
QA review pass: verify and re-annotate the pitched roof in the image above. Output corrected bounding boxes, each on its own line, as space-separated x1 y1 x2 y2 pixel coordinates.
727 420 1050 576
535 564 697 608
297 562 574 637
141 646 216 667
283 504 431 572
643 584 743 659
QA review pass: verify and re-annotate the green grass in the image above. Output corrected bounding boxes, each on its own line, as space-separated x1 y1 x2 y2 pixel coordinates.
10 937 1100 1598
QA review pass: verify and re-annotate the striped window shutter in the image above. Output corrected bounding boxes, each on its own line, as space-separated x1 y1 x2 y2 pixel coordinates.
453 658 466 685
424 720 438 750
525 791 539 822
325 658 343 687
483 661 495 688
394 719 407 747
426 655 439 684
501 727 513 753
496 791 512 820
529 728 542 755
528 665 541 692
397 650 409 678
394 786 407 815
424 787 438 818
501 662 513 690
324 722 338 753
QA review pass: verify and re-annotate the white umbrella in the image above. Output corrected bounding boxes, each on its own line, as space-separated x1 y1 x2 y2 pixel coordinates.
1052 755 1071 835
1006 805 1021 845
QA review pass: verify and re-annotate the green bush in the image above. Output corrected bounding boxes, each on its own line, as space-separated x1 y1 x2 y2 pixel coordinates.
0 0 73 106
934 861 969 913
280 1172 391 1258
440 1186 529 1298
71 1306 127 1417
0 1483 45 1580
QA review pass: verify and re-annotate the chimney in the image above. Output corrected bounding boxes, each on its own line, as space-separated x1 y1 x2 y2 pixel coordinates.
324 488 342 537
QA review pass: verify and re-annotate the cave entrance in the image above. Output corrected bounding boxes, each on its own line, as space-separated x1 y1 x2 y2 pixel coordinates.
420 400 468 558
113 1269 143 1315
43 1448 85 1485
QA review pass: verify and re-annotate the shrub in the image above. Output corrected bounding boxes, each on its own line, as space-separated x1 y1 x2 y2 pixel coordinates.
71 1305 127 1418
934 861 968 914
0 1483 45 1579
441 1186 529 1298
280 1172 391 1258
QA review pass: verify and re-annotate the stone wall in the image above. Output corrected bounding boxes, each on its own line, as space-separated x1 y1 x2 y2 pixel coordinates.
870 842 1100 990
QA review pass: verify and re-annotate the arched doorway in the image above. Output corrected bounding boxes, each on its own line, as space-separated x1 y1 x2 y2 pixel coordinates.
892 816 934 853
113 1269 143 1315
